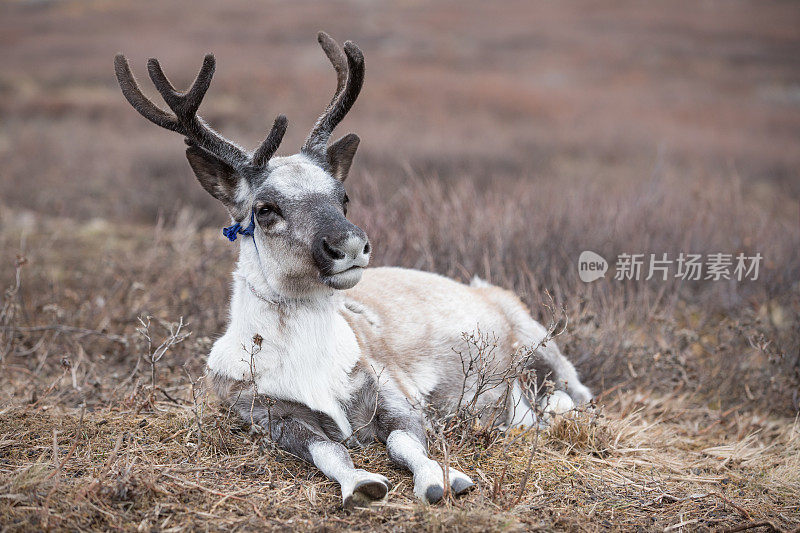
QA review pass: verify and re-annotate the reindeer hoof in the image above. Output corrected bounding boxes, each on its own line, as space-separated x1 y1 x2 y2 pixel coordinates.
539 390 575 416
424 485 444 504
342 472 391 509
414 465 474 504
451 476 475 495
569 383 593 405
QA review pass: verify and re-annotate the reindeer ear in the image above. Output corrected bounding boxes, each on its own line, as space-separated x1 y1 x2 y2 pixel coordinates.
185 145 240 205
326 133 360 182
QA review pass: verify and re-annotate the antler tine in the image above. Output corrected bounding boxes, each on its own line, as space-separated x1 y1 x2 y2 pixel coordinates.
331 42 365 126
147 55 250 167
317 31 348 101
115 53 251 168
145 58 179 102
252 114 289 167
114 54 181 133
302 34 365 162
146 54 214 118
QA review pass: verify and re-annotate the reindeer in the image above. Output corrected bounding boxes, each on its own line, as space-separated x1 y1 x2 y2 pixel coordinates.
114 32 591 508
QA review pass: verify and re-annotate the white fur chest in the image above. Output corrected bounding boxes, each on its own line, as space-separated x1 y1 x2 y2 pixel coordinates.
207 277 361 436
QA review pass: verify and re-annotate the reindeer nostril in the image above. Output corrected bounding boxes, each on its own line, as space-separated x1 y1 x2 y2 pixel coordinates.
322 237 346 260
363 241 371 255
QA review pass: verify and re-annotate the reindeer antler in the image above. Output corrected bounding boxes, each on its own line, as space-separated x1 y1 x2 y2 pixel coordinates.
114 54 287 170
302 32 365 163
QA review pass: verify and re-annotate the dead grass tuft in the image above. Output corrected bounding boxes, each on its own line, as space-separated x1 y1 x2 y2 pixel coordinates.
546 408 615 457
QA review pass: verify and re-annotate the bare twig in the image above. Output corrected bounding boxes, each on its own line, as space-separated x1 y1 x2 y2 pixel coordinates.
721 521 781 533
46 406 86 481
0 324 128 345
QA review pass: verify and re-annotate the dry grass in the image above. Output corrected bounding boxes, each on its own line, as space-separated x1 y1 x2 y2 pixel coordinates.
1 0 799 530
0 392 798 531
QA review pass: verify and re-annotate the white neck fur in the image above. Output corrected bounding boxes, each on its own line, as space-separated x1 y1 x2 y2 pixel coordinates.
206 239 360 435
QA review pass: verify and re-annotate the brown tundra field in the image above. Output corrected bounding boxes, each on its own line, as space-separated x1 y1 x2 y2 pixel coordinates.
1 0 799 531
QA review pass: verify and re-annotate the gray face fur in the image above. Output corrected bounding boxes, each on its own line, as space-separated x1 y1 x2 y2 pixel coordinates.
250 154 370 295
186 147 370 297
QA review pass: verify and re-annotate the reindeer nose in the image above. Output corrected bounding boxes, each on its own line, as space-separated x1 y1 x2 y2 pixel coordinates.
315 228 371 276
320 234 370 265
321 237 346 261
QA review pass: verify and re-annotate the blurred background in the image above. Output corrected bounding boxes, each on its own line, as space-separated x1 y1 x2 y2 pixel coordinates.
1 2 800 529
2 0 799 221
1 0 798 412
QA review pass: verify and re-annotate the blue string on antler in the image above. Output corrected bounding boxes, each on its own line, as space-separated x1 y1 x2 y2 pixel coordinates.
222 210 256 242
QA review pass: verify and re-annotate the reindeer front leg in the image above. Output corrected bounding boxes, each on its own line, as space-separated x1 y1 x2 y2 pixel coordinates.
215 375 392 509
266 415 392 508
376 389 474 504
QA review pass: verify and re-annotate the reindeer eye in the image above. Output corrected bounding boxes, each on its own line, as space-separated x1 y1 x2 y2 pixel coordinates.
343 194 350 215
257 203 282 219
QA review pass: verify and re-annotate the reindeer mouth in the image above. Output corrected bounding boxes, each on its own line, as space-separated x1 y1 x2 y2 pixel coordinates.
322 265 364 290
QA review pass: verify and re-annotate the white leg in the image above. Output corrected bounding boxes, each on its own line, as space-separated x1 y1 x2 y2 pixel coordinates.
506 379 538 428
535 389 576 427
309 441 391 508
536 343 593 404
538 389 575 415
509 311 593 405
385 430 474 504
